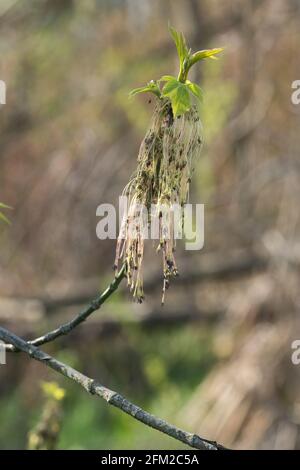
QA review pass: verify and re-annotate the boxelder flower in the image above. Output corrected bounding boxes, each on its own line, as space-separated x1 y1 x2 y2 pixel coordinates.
114 26 223 304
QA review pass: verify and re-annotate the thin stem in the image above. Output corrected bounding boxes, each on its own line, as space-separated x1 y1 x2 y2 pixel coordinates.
5 264 127 352
0 326 226 450
177 58 190 83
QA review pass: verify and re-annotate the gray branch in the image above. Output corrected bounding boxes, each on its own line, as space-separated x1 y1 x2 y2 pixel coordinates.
0 326 226 450
4 253 266 353
5 264 126 352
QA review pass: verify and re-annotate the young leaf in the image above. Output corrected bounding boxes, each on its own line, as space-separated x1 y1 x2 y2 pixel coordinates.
189 48 224 67
162 77 182 95
159 75 176 83
129 80 161 98
168 25 189 68
186 80 203 102
0 211 10 225
0 202 12 225
162 78 191 117
0 202 12 210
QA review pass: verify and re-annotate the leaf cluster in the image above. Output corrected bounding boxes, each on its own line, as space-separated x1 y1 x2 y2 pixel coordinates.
129 26 223 117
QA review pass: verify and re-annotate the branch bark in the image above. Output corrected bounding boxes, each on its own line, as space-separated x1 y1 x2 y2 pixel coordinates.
4 252 266 353
0 326 226 451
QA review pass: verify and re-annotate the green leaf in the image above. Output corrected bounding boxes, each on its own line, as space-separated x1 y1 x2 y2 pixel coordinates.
0 202 12 210
0 202 12 225
129 80 161 98
186 80 203 102
189 48 224 67
162 78 182 95
0 211 10 225
162 78 191 116
168 25 189 68
159 75 176 83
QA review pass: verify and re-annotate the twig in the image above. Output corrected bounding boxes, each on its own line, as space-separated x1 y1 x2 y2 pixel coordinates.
3 307 223 344
4 252 263 352
0 326 226 450
5 264 126 352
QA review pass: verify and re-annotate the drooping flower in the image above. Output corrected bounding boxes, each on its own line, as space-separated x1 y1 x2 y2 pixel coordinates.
114 27 223 303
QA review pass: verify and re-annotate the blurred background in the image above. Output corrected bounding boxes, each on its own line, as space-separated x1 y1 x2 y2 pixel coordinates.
1 0 300 450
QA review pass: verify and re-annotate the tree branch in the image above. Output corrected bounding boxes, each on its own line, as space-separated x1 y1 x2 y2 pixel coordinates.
4 252 265 352
0 326 226 450
5 264 126 352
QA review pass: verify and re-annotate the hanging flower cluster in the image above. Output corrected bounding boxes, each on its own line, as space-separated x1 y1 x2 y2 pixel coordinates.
114 27 223 304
